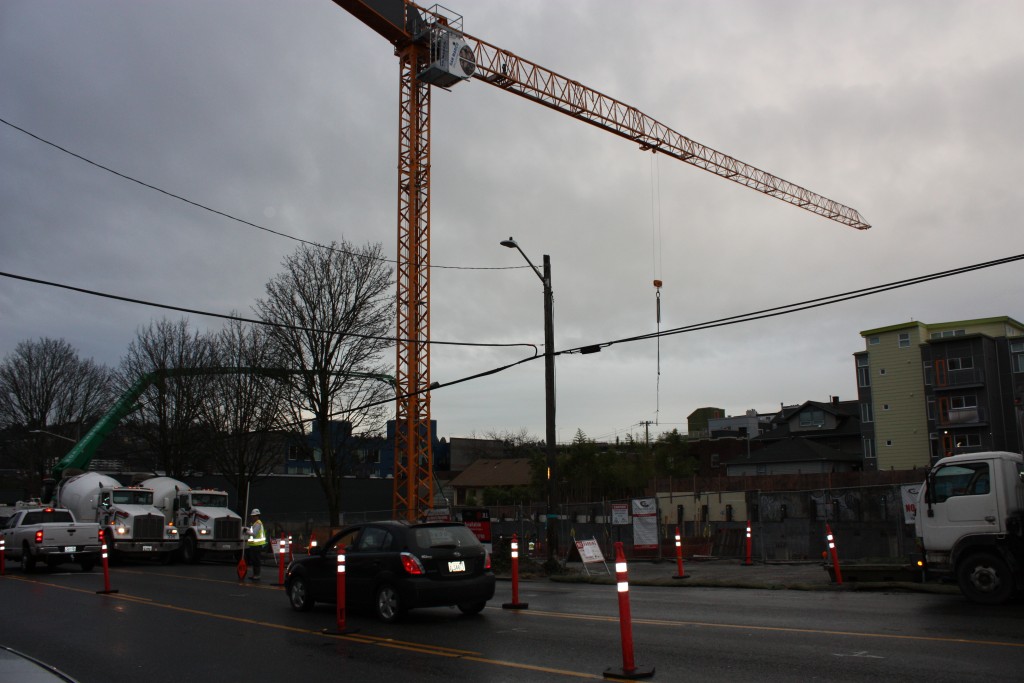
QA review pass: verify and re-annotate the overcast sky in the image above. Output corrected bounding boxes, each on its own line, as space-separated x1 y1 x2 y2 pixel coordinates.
3 1 1023 444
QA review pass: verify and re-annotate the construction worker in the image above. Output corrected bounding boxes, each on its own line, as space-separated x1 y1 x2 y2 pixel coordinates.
245 508 267 580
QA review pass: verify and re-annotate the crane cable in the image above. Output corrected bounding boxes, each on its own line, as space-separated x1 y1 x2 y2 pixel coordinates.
650 153 664 425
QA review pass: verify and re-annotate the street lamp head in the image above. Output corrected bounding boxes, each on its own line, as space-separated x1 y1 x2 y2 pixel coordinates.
500 237 518 249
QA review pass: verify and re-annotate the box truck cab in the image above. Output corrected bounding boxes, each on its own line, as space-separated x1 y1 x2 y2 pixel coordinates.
916 451 1024 604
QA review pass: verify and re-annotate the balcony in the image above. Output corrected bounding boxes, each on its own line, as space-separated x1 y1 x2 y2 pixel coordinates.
934 367 985 388
936 405 988 427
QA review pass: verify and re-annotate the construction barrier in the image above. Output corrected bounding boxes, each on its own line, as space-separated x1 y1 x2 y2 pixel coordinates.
322 549 357 634
502 533 528 610
742 520 753 566
603 542 654 680
96 530 117 595
672 526 687 579
273 535 287 586
826 524 843 585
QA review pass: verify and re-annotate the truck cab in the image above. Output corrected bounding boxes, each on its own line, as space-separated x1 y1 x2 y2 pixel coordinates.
916 451 1024 604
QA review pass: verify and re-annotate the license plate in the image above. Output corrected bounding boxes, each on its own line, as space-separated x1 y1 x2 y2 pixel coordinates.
448 560 466 573
142 545 153 551
64 546 77 553
221 544 233 549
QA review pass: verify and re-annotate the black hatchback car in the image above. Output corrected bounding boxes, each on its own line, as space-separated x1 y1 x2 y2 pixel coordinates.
284 520 495 622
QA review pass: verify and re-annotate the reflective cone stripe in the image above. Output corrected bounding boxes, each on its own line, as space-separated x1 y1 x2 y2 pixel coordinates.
503 533 528 609
743 520 753 566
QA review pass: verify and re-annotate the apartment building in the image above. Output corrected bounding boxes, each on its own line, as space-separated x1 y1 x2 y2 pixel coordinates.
855 317 1024 470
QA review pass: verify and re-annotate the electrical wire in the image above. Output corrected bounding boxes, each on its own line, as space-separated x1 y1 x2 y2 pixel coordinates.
0 116 527 272
562 252 1024 355
0 270 538 353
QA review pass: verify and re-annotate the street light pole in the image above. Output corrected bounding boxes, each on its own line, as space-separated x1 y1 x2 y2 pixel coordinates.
501 238 559 569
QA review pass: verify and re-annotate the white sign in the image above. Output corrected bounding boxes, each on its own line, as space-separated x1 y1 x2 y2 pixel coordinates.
611 503 629 525
632 498 659 549
575 538 605 564
900 484 921 524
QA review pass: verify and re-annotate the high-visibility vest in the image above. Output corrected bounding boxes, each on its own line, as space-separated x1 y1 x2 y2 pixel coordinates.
247 519 267 547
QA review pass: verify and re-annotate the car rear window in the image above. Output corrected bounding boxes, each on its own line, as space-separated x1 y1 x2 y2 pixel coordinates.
22 510 74 524
412 525 482 550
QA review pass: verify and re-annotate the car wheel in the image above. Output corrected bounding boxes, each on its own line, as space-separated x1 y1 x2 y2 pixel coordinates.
457 601 486 616
21 544 36 573
374 583 404 623
958 552 1015 605
288 576 314 612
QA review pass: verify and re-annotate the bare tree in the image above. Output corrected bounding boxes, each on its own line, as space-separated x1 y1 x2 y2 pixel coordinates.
255 241 394 525
119 318 216 478
0 337 113 492
201 317 290 511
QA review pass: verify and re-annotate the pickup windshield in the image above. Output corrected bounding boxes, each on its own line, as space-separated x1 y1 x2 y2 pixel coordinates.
22 510 74 524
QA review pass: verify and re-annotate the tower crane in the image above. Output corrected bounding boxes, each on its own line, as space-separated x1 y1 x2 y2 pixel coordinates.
332 0 870 520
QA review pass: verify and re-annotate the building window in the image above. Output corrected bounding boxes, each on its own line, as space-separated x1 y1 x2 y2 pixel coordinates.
923 361 934 385
857 356 870 387
883 404 890 411
863 437 875 459
886 440 893 446
710 453 720 468
860 403 873 423
947 356 974 371
898 333 910 348
869 336 880 345
799 408 825 427
963 433 982 448
1015 355 1024 373
927 397 936 420
931 329 966 339
950 395 977 409
880 368 887 375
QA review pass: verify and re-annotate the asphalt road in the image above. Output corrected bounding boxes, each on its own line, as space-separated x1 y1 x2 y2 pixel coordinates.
1 558 1022 682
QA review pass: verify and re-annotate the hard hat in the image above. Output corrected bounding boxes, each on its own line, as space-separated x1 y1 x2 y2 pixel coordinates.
250 508 261 516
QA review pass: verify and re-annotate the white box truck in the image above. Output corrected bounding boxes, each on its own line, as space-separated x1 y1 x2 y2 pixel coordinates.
915 451 1024 604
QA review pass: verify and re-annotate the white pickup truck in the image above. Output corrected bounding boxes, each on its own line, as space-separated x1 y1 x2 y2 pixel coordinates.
0 507 102 572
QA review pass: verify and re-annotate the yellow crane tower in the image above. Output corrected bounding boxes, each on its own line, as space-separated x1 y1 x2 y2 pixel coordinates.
332 0 870 520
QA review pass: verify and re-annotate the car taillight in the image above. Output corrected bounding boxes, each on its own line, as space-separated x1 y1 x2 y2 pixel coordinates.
400 551 425 575
34 530 44 544
485 552 491 570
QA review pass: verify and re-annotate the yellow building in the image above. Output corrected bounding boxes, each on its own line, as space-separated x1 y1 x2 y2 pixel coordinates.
855 317 1024 470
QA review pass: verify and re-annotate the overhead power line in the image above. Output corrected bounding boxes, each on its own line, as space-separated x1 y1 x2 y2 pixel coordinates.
0 270 538 353
0 116 525 272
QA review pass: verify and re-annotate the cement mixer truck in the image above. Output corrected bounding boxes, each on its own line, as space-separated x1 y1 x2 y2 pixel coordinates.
55 472 180 562
142 477 244 563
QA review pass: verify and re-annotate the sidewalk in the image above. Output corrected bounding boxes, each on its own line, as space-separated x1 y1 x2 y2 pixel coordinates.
540 557 957 595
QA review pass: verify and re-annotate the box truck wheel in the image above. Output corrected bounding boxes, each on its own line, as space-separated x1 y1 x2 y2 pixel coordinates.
958 552 1014 605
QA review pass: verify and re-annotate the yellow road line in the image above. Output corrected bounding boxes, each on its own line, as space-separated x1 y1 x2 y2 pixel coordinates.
4 576 601 679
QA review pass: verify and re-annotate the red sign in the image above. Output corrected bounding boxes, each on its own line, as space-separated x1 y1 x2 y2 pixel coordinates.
460 508 491 543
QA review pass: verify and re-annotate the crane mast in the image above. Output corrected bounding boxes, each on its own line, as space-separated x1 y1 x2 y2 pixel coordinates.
332 0 870 521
